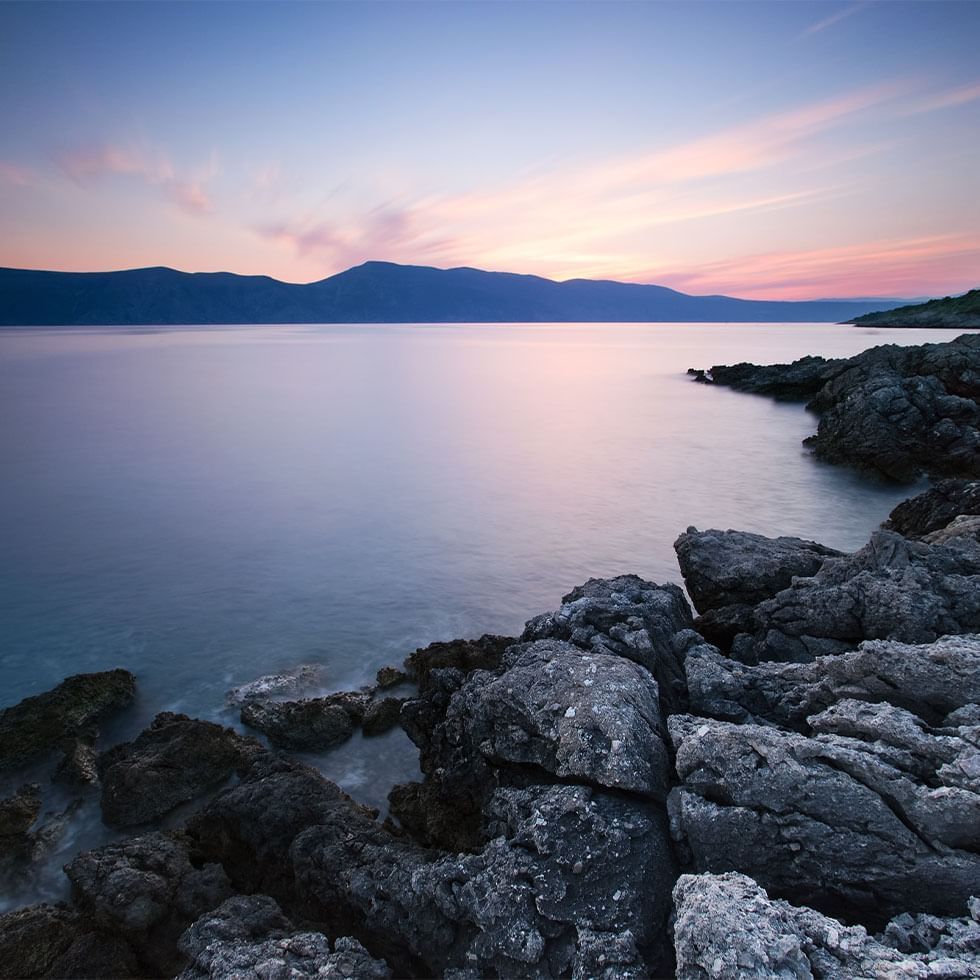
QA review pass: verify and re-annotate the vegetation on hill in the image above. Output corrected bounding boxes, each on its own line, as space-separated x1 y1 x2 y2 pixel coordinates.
850 289 980 328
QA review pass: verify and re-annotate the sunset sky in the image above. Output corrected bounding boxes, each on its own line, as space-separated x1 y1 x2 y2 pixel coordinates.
1 0 978 300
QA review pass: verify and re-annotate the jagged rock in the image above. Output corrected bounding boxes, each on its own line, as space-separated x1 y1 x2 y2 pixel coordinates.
674 528 842 647
98 712 263 826
667 714 980 925
0 670 135 772
176 895 390 979
924 515 980 545
190 756 675 977
53 738 99 785
65 830 234 974
521 575 695 714
362 697 404 736
0 903 138 979
240 690 371 750
881 898 980 961
404 634 514 687
884 480 980 539
0 784 41 841
225 664 323 707
692 334 980 481
686 634 980 729
673 872 980 980
376 665 409 689
734 530 980 663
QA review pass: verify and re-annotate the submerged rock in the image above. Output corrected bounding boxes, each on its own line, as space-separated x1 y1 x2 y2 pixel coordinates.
691 333 980 481
176 895 390 980
0 670 135 773
239 690 371 750
673 872 980 980
225 664 323 707
98 712 263 827
668 713 980 925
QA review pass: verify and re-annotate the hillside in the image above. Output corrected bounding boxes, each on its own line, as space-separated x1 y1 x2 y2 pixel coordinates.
850 289 980 328
0 261 910 326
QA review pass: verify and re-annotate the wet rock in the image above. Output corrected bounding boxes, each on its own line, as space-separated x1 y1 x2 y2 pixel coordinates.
692 333 980 481
176 895 390 980
521 575 695 714
53 738 99 786
376 665 409 689
675 528 843 647
225 664 323 707
240 690 371 750
65 830 234 974
686 634 980 729
98 712 263 826
667 714 980 925
884 479 980 539
0 903 138 979
0 670 135 772
362 697 404 736
404 634 514 688
673 872 980 980
0 784 41 841
735 530 980 663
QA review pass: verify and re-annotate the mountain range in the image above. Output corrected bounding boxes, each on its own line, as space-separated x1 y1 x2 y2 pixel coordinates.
0 261 914 326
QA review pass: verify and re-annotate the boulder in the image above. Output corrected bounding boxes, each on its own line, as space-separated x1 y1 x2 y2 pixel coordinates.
362 697 404 736
0 903 137 979
686 634 980 729
735 530 980 663
521 575 695 714
404 634 514 688
225 664 323 707
667 714 980 926
884 479 980 539
240 690 371 750
98 712 263 826
673 872 980 980
65 830 234 975
376 665 409 689
0 670 135 772
176 895 390 979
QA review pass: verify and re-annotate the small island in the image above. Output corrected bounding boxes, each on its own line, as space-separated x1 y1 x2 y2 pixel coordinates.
849 288 980 328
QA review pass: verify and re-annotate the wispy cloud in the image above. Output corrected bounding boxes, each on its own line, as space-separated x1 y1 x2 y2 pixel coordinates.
899 80 980 116
55 143 218 216
798 2 867 39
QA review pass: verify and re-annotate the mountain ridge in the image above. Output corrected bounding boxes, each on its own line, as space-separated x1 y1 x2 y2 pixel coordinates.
0 260 919 325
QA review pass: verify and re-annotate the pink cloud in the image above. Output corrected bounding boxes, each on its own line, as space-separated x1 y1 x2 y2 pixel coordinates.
54 143 216 216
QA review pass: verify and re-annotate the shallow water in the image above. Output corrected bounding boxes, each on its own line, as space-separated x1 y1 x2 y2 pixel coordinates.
0 321 968 908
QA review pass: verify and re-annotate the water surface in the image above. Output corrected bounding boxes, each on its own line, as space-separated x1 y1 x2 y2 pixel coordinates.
0 321 965 907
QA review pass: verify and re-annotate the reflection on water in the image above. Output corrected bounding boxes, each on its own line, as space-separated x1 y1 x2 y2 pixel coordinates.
0 321 965 908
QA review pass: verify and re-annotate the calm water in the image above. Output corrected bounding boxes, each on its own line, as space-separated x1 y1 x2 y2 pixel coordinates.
0 321 967 908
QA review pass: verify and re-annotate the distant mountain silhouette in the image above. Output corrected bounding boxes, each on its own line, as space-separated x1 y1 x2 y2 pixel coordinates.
0 261 913 325
849 288 980 328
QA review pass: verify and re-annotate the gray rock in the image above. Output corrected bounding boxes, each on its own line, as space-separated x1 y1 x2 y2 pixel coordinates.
0 670 135 773
884 480 980 539
403 634 515 688
240 690 371 750
176 895 390 979
376 665 409 689
673 872 980 980
98 712 263 826
0 903 138 979
737 530 980 663
521 574 695 714
686 634 980 729
225 664 323 707
65 830 233 974
667 714 980 925
924 515 980 546
362 697 404 736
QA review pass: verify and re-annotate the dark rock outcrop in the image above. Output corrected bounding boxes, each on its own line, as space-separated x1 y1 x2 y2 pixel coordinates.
667 712 980 925
691 333 980 481
239 690 371 750
0 670 136 772
376 665 409 689
733 530 980 663
404 633 514 687
0 903 138 979
98 712 263 827
674 528 842 648
176 895 390 980
362 697 404 736
884 479 980 539
65 830 234 975
673 872 980 980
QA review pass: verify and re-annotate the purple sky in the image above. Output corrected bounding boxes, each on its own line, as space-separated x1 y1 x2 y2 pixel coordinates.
1 1 978 299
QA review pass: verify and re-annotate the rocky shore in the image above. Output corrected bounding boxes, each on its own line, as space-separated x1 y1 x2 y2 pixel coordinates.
688 332 980 481
1 475 978 978
849 289 980 330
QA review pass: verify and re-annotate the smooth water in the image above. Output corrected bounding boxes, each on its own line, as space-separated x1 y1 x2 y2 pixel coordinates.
0 321 965 908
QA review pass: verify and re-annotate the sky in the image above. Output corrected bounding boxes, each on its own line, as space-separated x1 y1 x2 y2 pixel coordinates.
1 1 978 300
